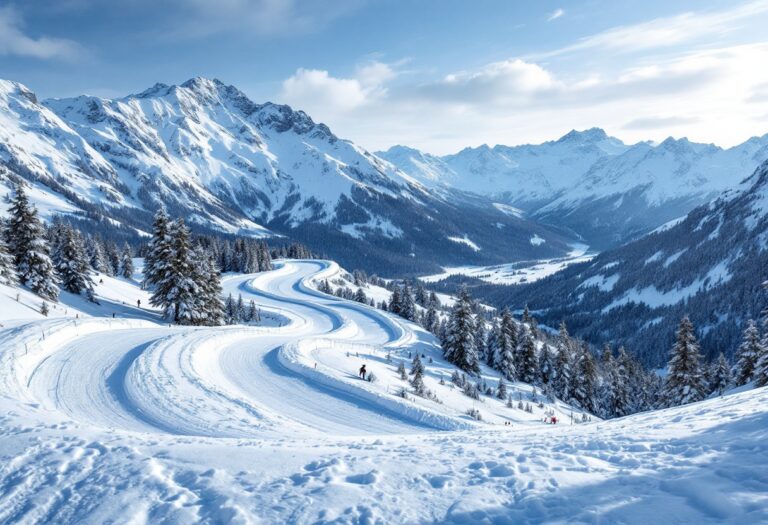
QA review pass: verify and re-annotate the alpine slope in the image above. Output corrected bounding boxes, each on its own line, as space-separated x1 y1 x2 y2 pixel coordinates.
0 261 766 524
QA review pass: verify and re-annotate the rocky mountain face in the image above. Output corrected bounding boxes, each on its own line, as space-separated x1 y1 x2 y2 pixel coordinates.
0 77 577 275
380 129 768 249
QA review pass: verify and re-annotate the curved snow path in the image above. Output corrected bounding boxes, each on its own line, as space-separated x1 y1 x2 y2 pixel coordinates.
22 260 441 437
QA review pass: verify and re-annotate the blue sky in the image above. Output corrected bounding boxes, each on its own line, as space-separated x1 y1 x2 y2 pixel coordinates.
2 0 768 153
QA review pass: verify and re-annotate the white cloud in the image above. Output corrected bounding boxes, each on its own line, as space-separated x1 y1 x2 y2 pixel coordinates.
537 0 768 56
422 59 560 104
280 61 396 115
0 6 82 60
547 8 564 21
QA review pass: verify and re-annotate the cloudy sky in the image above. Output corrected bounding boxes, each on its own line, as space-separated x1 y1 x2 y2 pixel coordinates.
2 0 768 153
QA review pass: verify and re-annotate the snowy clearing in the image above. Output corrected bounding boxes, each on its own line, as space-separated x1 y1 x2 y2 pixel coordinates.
422 243 593 285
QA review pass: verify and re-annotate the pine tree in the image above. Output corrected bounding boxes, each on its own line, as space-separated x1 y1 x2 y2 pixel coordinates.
225 294 237 324
410 365 427 396
354 287 368 304
474 314 488 364
106 242 121 276
6 185 58 300
144 208 172 289
444 287 480 374
400 283 415 321
121 244 134 279
150 219 198 324
553 337 572 402
494 309 517 380
236 294 246 321
54 226 94 297
397 360 407 380
411 354 425 376
573 344 599 413
87 237 109 274
0 228 17 286
710 352 731 396
538 345 555 386
424 302 439 334
519 331 538 384
388 286 402 315
247 300 259 323
191 246 224 326
734 320 761 385
664 316 707 406
496 377 507 400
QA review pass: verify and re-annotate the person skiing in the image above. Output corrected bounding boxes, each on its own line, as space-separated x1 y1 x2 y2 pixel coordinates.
359 364 367 379
551 416 558 425
137 299 141 308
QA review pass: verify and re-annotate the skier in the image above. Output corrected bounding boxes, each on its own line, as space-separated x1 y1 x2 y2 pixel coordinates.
359 364 367 379
137 299 141 308
551 416 558 425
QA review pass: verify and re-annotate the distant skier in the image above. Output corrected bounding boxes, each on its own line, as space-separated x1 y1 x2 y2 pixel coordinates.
137 299 141 308
551 416 558 425
359 364 367 379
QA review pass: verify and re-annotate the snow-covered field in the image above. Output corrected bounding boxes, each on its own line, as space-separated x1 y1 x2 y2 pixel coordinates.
0 260 766 524
421 244 593 285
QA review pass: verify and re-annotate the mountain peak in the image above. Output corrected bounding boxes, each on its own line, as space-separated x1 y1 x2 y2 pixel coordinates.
0 79 38 105
557 127 609 144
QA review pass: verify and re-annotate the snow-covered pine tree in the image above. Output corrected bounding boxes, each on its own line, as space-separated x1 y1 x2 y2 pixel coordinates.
247 300 259 323
496 377 507 400
400 283 416 321
553 334 572 403
495 309 517 380
573 344 599 414
87 237 109 274
444 287 480 374
397 360 407 380
734 320 761 385
424 301 438 335
225 294 237 324
54 226 94 297
664 316 707 407
6 185 58 300
354 287 368 304
236 294 246 321
121 244 134 279
150 219 199 324
612 347 632 416
710 352 731 396
0 225 17 286
388 286 402 316
106 242 121 276
410 364 427 396
522 305 531 325
144 208 172 289
411 354 425 376
538 344 555 386
191 246 224 326
518 331 538 384
474 314 488 364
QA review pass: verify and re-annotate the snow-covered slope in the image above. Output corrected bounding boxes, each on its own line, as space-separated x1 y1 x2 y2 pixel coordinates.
0 77 578 274
380 129 768 248
0 260 764 522
488 159 768 368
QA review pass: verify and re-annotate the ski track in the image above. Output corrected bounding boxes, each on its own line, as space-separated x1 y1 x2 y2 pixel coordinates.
1 260 767 524
19 260 437 438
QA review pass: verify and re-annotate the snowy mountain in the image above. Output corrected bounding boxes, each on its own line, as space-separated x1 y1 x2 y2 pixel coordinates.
380 129 768 249
0 77 577 274
481 159 768 367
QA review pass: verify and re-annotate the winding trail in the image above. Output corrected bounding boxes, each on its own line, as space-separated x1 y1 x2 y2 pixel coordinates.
21 260 439 437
